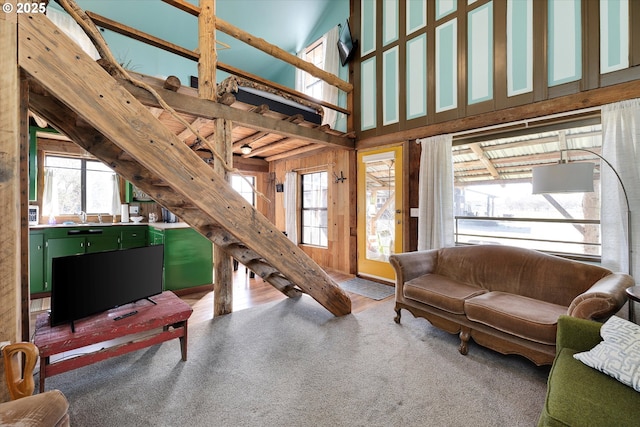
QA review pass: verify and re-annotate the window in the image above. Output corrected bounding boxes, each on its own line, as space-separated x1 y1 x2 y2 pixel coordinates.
44 155 117 215
453 122 602 260
231 174 256 206
301 171 328 247
299 38 325 99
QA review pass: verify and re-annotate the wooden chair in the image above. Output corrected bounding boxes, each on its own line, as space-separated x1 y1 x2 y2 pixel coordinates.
3 342 39 400
1 342 70 426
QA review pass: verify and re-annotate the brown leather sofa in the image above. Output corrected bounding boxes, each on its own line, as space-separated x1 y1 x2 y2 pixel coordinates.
389 245 633 365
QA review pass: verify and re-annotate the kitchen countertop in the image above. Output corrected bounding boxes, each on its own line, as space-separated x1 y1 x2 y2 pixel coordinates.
30 222 190 229
147 222 190 229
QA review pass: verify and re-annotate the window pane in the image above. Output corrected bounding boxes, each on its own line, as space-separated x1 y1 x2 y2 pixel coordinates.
231 174 256 206
45 156 116 215
453 124 602 257
46 156 82 215
301 171 328 247
86 169 114 214
54 167 81 215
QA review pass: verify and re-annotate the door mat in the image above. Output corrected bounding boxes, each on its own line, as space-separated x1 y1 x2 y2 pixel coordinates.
339 277 395 300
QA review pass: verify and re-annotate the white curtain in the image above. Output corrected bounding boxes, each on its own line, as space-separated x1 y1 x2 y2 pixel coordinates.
42 169 59 220
284 172 298 244
46 7 100 60
417 135 455 250
110 175 121 217
322 26 340 129
601 99 640 278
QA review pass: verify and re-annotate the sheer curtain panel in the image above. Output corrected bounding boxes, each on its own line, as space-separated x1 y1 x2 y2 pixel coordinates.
601 99 640 278
284 172 298 244
417 135 454 250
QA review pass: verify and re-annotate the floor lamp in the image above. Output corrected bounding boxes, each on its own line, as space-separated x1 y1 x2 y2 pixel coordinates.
532 148 633 314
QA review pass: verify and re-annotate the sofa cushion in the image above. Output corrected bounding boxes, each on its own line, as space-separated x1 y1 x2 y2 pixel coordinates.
433 245 611 306
404 274 486 315
574 316 640 392
540 346 640 427
465 292 567 345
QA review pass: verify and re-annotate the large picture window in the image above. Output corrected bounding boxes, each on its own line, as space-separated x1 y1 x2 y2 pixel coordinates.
301 171 328 247
453 121 602 260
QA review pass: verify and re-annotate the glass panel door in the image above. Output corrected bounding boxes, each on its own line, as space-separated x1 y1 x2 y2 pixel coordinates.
357 146 403 281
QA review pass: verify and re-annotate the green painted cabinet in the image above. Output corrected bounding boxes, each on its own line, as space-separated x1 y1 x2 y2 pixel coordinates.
31 226 130 295
119 226 148 249
43 228 120 293
148 226 213 291
29 232 45 294
30 224 211 296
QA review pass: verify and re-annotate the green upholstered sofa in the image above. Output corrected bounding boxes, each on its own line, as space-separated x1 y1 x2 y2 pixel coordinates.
538 315 640 426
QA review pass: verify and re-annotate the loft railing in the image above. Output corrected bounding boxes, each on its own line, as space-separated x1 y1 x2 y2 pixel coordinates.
79 0 352 119
454 215 601 261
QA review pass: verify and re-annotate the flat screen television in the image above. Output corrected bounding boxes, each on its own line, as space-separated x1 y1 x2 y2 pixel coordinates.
337 19 358 66
51 245 164 330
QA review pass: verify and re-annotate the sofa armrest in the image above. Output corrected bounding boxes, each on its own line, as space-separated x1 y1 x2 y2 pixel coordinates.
0 390 69 427
568 273 634 320
556 315 602 353
389 250 438 286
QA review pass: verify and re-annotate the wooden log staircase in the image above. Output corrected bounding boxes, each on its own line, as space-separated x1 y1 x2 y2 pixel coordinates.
18 14 351 316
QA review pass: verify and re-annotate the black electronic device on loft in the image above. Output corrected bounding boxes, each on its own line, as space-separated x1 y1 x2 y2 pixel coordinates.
338 19 358 66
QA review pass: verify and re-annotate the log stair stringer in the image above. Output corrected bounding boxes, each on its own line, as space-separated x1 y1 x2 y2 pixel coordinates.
18 14 351 316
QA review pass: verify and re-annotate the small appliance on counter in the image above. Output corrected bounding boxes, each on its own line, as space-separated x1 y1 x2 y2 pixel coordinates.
161 207 178 223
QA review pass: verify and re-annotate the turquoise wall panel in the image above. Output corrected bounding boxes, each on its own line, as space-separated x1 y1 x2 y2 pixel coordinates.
600 0 629 74
468 2 493 104
361 57 377 130
436 0 457 20
507 0 533 96
548 0 582 86
436 19 457 113
383 47 400 125
407 34 427 120
361 0 377 56
383 0 399 46
407 0 426 34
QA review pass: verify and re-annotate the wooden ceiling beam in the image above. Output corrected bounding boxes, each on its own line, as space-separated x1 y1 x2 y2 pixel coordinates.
264 144 325 162
119 78 354 150
243 137 289 158
177 117 210 141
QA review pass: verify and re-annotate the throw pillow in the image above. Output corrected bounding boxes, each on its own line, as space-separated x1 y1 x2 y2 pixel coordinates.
574 316 640 392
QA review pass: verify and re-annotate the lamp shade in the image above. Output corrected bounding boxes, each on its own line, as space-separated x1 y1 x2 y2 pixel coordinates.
532 162 595 194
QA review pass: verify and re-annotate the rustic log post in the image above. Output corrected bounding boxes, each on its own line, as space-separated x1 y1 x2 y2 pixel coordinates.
19 73 30 342
198 0 233 315
0 2 22 402
198 0 216 101
212 118 234 315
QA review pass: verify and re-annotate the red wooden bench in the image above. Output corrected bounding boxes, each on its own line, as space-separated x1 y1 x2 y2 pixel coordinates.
34 291 192 392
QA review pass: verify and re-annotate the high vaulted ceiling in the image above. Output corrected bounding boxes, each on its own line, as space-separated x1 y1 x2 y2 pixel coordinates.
66 0 346 82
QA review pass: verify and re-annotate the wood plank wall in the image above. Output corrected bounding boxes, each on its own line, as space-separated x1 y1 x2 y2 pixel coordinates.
271 149 356 274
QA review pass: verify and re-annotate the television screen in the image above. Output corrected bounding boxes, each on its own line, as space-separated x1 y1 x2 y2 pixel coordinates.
51 245 164 328
338 19 358 66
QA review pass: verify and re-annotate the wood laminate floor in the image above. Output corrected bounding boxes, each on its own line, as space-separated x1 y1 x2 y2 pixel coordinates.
30 268 393 332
